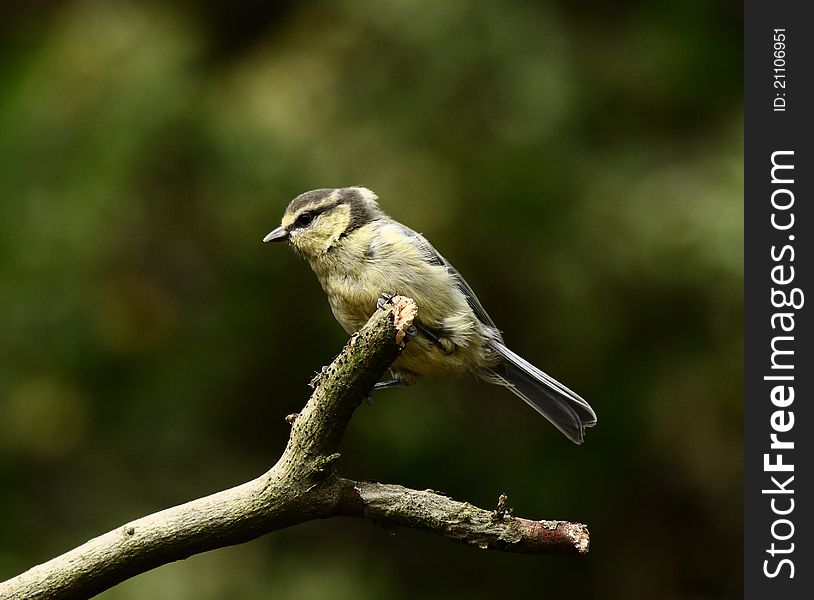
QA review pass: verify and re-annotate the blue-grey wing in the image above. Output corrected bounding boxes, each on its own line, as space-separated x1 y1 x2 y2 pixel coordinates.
397 223 498 329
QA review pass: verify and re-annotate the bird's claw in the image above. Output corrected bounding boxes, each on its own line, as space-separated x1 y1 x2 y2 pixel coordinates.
374 379 408 390
376 293 394 310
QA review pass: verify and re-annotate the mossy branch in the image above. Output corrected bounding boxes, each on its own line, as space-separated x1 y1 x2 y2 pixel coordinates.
0 296 589 600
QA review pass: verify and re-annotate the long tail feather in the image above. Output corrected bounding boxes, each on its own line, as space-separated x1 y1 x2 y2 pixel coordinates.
487 342 597 444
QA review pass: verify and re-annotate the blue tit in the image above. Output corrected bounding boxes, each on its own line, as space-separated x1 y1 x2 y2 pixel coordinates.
264 187 596 443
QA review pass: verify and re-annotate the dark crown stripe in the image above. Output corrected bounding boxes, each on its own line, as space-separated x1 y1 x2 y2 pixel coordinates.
287 189 334 215
287 187 375 234
288 194 345 231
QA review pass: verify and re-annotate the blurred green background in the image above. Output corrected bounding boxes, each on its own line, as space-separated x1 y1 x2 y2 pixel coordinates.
1 1 742 598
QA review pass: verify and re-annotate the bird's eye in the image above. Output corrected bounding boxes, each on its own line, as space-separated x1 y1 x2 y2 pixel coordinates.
296 212 315 227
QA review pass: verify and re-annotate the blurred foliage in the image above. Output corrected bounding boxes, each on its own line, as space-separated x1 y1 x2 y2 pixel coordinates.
0 1 742 598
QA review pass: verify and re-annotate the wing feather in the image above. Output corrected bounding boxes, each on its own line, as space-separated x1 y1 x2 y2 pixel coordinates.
395 223 498 329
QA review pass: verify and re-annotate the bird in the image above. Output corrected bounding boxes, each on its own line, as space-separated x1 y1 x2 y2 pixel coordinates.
263 187 597 444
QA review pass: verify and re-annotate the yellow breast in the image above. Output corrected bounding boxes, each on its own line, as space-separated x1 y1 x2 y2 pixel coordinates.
307 221 497 377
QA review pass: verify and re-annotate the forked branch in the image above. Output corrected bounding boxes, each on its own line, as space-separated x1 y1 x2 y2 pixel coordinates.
0 296 589 600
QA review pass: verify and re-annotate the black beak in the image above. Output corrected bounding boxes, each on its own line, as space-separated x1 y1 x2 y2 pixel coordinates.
263 226 288 243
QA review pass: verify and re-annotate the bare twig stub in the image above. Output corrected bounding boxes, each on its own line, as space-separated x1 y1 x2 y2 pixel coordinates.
0 295 589 600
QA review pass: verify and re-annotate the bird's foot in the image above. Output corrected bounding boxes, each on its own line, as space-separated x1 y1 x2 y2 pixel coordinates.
376 293 416 335
376 293 394 311
365 378 408 407
373 378 409 391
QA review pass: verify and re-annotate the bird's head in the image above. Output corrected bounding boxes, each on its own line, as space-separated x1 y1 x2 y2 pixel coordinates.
264 187 381 259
